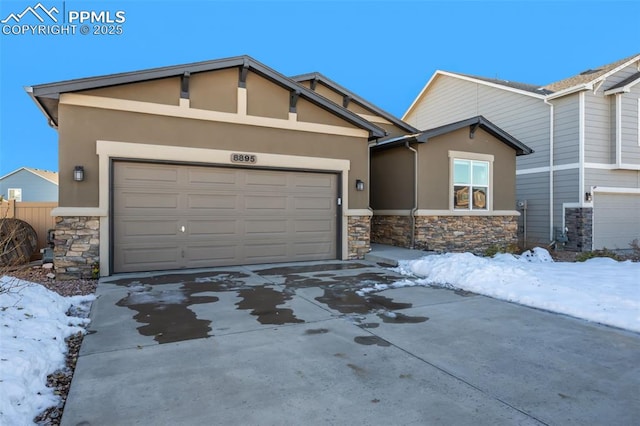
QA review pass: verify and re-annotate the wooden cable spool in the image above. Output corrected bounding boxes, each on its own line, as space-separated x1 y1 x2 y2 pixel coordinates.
0 218 38 266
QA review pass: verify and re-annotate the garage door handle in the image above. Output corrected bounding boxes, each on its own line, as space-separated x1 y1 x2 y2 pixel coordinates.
180 226 185 233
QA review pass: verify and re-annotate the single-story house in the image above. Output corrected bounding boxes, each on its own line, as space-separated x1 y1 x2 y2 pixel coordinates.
370 116 533 253
27 55 526 277
0 167 58 202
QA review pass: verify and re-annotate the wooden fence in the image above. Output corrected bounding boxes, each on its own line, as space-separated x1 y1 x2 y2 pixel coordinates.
1 200 58 251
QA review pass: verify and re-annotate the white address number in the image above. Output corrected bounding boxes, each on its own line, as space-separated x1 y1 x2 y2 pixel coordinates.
230 153 257 164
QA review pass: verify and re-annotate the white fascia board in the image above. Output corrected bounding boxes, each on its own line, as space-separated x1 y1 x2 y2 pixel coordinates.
545 83 593 100
592 187 640 194
604 77 640 95
402 70 441 120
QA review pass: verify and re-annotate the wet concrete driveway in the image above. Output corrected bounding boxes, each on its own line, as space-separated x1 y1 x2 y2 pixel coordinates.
63 261 640 425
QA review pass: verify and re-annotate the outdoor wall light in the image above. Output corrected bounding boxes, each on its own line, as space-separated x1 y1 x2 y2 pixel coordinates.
355 179 365 191
585 192 592 202
73 166 85 182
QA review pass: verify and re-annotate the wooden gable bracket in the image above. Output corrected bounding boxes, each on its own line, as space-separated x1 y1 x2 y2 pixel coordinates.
238 59 250 88
343 95 351 108
310 77 319 91
180 72 190 99
469 122 480 139
289 90 300 113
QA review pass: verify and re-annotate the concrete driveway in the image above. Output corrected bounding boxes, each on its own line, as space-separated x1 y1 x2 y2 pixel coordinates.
62 260 640 425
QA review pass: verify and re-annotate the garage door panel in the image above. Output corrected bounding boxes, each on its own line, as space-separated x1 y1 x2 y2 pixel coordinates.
117 192 180 210
187 219 239 236
114 162 337 273
118 219 179 238
293 241 334 256
244 195 288 210
294 219 334 233
115 165 179 186
117 246 181 271
244 219 288 235
294 174 335 188
187 168 238 185
245 172 288 187
186 193 238 210
294 196 334 210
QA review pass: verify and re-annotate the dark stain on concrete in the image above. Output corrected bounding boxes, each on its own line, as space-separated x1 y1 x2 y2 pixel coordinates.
235 286 304 325
116 283 220 344
347 363 367 376
110 271 250 288
358 322 380 329
378 312 429 324
454 289 477 297
255 262 370 276
305 328 330 335
315 287 410 315
354 336 391 347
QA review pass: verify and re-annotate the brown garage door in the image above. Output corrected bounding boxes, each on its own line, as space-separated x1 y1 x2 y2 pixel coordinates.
113 162 338 273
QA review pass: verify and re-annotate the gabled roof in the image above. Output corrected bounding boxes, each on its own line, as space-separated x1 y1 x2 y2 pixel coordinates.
543 53 640 93
291 72 419 134
0 167 59 185
603 71 640 95
404 53 640 119
26 55 386 140
371 116 533 156
403 70 549 120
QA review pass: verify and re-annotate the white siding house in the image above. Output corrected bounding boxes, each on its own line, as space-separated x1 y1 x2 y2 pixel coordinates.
404 54 640 251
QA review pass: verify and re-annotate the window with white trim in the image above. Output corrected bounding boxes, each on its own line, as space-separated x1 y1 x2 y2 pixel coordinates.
453 159 489 210
449 151 494 211
8 188 22 202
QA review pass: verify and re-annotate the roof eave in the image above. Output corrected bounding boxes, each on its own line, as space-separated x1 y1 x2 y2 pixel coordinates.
28 56 385 139
292 73 418 134
545 83 593 100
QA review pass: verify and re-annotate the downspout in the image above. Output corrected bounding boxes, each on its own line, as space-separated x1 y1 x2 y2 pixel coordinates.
405 142 418 249
544 97 554 242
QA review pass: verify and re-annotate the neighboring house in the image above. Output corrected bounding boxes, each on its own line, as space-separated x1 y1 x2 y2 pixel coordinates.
27 56 386 277
0 167 58 202
404 53 640 251
370 116 532 253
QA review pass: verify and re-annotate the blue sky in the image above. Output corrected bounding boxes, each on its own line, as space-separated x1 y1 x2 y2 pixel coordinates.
0 0 638 176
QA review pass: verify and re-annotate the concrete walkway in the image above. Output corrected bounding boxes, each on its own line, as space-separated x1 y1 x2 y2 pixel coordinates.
365 243 433 266
62 260 640 425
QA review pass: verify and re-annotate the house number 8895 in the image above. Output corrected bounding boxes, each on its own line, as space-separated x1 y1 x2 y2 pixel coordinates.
230 153 257 164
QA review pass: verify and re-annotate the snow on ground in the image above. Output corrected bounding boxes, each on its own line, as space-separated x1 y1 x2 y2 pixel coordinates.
359 247 640 333
0 276 94 425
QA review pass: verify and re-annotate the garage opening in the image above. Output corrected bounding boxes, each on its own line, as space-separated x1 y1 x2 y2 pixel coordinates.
113 161 339 273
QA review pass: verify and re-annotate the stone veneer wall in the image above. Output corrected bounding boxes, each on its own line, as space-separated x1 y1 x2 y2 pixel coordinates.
564 207 592 252
348 216 371 259
372 215 518 254
54 216 100 279
414 216 518 253
371 215 412 248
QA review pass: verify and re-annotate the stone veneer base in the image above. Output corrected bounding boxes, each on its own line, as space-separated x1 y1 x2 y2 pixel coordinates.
372 215 518 254
347 216 371 259
54 216 100 280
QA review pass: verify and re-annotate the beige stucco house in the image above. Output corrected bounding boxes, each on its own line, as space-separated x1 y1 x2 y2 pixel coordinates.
27 55 529 277
370 116 532 253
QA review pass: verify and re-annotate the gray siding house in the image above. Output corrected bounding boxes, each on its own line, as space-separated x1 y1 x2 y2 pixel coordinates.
404 54 640 251
0 167 59 202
